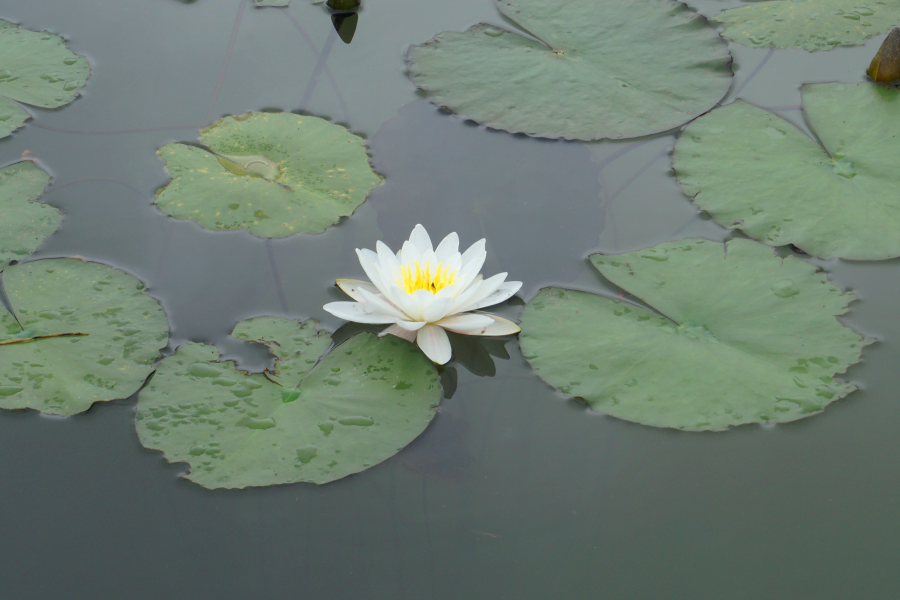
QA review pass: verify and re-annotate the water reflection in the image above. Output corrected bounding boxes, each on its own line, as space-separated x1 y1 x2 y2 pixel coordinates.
323 0 361 45
331 12 359 44
399 407 473 485
329 322 511 399
368 100 607 296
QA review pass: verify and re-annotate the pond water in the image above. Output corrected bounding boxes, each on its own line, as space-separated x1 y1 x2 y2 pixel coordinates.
1 0 899 598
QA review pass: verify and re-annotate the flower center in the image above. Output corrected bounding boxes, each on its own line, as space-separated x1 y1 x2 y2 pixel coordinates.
398 261 457 295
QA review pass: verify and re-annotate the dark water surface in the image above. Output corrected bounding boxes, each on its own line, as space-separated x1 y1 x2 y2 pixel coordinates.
1 0 898 598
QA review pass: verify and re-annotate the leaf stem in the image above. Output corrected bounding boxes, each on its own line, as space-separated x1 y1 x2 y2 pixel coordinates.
0 332 89 346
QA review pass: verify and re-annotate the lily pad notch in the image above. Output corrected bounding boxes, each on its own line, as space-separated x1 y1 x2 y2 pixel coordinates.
0 19 90 138
0 160 61 271
519 238 869 431
155 112 383 238
0 258 169 415
136 317 442 488
674 82 900 260
406 0 733 140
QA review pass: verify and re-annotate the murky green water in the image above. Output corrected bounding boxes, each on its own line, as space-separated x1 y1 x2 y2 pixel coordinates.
1 0 898 597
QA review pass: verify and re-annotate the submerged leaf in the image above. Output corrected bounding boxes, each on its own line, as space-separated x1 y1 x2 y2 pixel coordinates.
136 319 441 488
674 83 900 260
714 0 900 51
0 161 61 271
406 0 732 141
155 112 383 238
0 19 90 138
0 259 168 415
519 239 868 432
868 27 900 83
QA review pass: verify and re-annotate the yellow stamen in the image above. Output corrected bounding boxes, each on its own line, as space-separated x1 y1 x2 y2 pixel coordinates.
398 261 457 295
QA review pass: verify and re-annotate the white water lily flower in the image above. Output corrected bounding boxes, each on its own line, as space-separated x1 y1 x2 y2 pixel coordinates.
324 224 522 364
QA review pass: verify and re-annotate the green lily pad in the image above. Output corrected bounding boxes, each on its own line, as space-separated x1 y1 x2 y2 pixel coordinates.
0 259 169 415
674 83 900 260
0 97 29 138
0 19 90 138
714 0 900 51
0 161 61 271
136 319 441 488
519 239 868 432
155 112 383 238
406 0 733 141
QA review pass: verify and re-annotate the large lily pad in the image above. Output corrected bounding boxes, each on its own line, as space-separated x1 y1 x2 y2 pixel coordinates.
0 19 90 138
155 112 383 238
0 161 61 271
136 318 441 488
714 1 900 51
0 259 169 415
674 83 900 260
519 239 868 431
406 0 732 141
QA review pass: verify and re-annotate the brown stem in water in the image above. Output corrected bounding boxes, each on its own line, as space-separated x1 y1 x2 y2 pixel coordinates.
0 332 89 346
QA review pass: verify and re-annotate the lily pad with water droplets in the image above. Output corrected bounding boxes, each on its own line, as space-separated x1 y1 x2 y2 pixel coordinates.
674 83 900 260
714 0 900 51
0 259 169 415
155 112 383 238
406 0 732 141
0 161 61 271
519 239 868 432
136 318 441 488
0 19 90 138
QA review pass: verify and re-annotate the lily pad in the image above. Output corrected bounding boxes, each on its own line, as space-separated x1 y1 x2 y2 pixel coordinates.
0 19 90 138
155 112 383 238
714 0 900 51
0 161 61 271
674 83 900 260
0 259 169 415
406 0 733 140
519 239 867 431
136 318 441 488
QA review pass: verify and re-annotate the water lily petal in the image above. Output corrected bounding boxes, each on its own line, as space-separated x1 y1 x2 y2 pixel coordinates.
391 291 425 322
417 324 452 364
376 240 403 281
454 250 486 293
379 324 418 342
474 280 522 309
410 288 436 305
357 248 392 296
460 238 486 267
336 279 380 302
323 301 398 324
464 314 521 336
397 240 418 267
396 320 428 331
435 313 495 332
423 297 455 322
434 232 460 265
458 272 507 313
449 276 485 315
358 287 410 321
409 224 433 254
421 248 438 274
433 283 461 300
